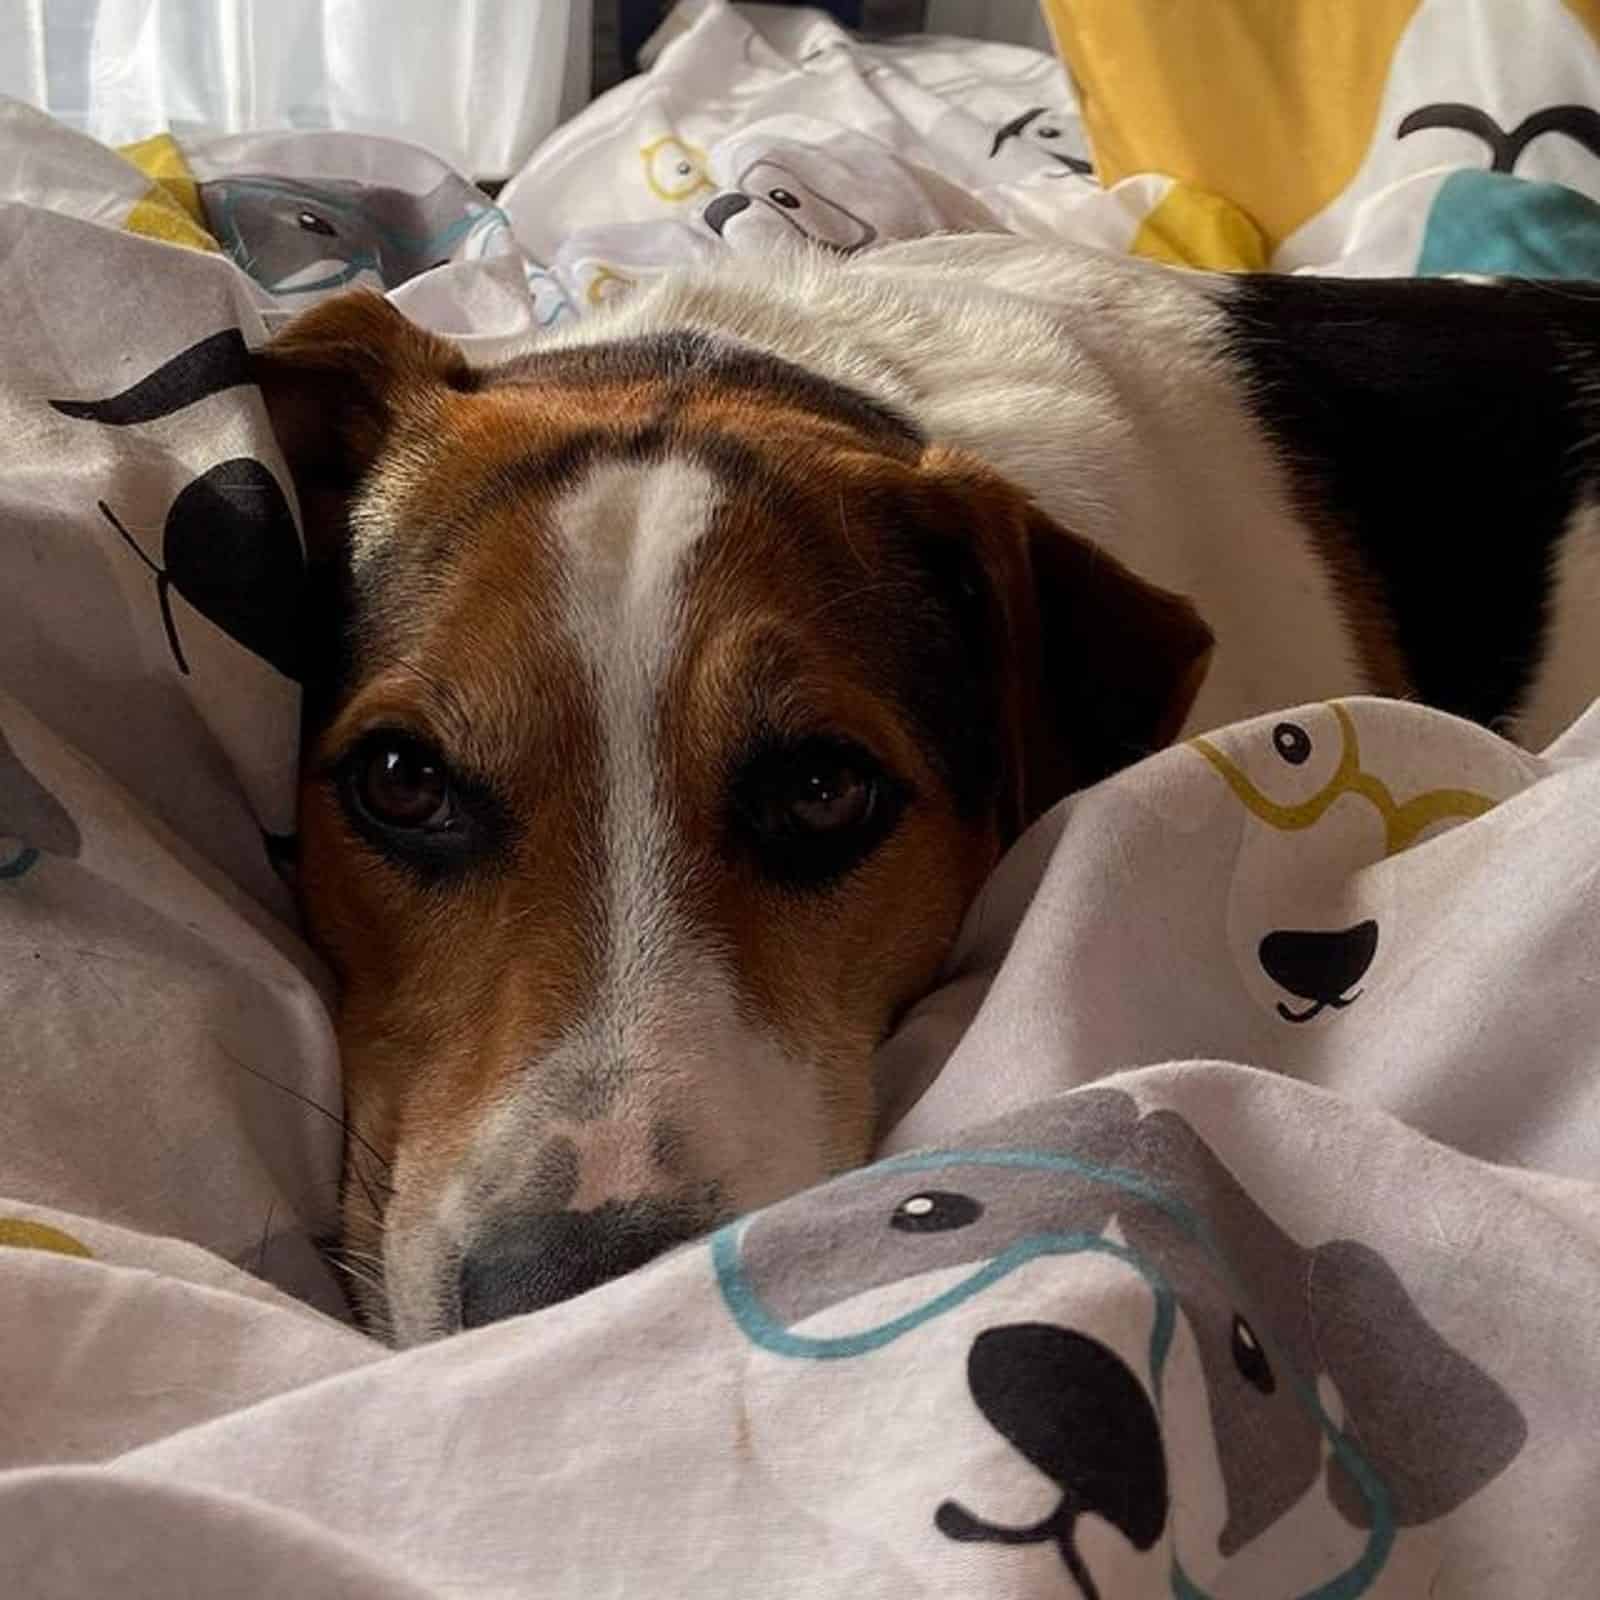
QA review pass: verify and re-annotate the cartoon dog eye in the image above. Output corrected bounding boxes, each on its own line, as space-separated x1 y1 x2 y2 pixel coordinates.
297 210 337 237
891 1191 983 1233
768 187 802 210
1231 1313 1276 1394
1272 721 1312 766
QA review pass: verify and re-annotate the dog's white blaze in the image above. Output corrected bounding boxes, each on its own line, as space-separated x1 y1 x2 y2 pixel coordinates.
511 456 826 1209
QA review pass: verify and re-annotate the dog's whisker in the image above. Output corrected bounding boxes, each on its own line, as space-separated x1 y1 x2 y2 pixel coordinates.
214 1040 392 1174
254 1200 277 1276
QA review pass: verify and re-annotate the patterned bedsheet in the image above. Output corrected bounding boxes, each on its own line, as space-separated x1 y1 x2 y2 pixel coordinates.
3 4 1600 1595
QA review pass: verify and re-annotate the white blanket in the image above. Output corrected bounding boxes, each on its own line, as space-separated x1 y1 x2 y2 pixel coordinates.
4 7 1600 1597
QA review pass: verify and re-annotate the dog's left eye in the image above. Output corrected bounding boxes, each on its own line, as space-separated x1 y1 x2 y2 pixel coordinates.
731 737 905 888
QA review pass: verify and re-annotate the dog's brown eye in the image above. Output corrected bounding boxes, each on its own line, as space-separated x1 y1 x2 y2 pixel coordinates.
785 761 874 833
731 736 906 889
333 732 507 879
353 738 454 830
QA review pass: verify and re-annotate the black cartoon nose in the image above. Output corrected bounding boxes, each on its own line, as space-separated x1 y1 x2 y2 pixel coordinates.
459 1202 703 1328
702 191 753 236
1258 920 1378 1010
937 1322 1166 1595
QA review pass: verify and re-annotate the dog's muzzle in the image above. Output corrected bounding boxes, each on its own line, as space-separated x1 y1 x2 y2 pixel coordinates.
458 1200 707 1328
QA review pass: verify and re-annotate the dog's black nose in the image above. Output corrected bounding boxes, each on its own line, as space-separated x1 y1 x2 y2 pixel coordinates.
702 191 753 236
937 1322 1167 1598
458 1201 703 1329
1258 920 1379 1021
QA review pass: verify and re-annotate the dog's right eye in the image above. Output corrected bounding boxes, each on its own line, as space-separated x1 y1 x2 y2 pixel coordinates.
352 737 454 829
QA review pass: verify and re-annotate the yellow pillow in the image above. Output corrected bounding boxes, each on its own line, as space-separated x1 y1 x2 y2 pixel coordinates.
1041 0 1600 259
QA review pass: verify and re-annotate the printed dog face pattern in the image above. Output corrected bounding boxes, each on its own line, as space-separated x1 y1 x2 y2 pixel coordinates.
1187 703 1509 1026
198 175 508 297
714 1089 1526 1598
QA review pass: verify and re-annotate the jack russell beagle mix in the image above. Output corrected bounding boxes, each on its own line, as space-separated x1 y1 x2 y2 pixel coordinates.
253 236 1600 1344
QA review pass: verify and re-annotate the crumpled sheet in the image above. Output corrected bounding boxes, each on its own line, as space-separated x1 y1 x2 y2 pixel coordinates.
4 6 1600 1597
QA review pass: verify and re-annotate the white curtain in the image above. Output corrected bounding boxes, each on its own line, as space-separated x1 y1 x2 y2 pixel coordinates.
0 0 593 179
925 0 1053 51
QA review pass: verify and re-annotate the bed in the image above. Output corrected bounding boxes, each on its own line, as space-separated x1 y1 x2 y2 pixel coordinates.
3 3 1600 1594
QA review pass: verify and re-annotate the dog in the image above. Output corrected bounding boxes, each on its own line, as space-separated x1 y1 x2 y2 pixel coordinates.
252 235 1600 1342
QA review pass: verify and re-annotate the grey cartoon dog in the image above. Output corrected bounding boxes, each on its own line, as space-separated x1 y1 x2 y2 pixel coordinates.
713 1089 1525 1598
199 173 504 296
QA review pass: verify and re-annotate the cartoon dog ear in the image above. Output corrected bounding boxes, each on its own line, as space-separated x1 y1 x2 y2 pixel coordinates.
1312 1238 1528 1527
920 446 1213 831
249 291 472 569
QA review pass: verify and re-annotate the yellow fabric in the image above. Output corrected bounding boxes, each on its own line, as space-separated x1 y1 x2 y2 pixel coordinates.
1128 181 1267 271
117 133 220 253
1042 0 1600 259
0 1218 93 1258
1043 0 1423 251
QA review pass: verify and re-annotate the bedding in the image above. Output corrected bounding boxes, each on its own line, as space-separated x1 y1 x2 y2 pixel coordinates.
1042 0 1600 273
4 3 1600 1595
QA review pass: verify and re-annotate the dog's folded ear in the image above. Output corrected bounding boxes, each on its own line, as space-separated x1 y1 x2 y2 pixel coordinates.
1024 499 1214 798
920 446 1213 827
249 291 472 565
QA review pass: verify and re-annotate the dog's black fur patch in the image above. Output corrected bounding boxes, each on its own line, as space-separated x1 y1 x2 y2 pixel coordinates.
490 330 925 457
1220 274 1600 728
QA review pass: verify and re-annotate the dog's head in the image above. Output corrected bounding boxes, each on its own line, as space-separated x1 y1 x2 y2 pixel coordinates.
254 292 1212 1342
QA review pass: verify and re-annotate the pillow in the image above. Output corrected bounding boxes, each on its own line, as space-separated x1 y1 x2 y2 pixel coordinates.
1041 0 1600 273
